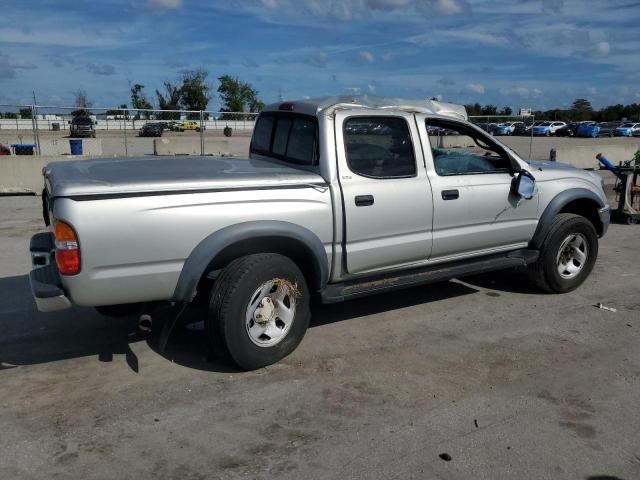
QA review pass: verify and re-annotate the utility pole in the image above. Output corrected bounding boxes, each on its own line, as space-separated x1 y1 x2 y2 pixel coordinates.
32 91 41 156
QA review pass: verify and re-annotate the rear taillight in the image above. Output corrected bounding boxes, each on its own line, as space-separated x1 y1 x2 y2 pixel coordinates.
54 220 81 275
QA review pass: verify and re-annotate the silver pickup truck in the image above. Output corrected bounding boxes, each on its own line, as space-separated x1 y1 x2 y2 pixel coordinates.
29 96 610 370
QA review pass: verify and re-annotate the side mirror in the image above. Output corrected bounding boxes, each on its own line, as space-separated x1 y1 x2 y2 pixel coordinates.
512 171 536 199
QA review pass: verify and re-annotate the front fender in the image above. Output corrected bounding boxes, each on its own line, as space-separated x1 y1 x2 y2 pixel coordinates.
529 188 607 250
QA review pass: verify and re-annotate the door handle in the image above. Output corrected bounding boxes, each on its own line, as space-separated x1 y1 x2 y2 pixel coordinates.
355 195 374 207
441 189 459 200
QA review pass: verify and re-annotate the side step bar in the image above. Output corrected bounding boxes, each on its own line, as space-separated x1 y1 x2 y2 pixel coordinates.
320 249 539 304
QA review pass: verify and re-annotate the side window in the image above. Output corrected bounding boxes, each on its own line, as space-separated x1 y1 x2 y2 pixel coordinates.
344 117 416 178
426 120 511 176
250 113 318 166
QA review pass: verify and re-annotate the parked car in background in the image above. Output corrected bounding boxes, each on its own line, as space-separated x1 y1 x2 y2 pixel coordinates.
555 123 581 137
0 143 10 155
177 121 203 132
532 121 567 136
474 122 497 134
155 121 178 132
513 122 533 136
69 117 96 138
576 122 617 138
138 123 164 137
493 122 524 136
613 122 640 137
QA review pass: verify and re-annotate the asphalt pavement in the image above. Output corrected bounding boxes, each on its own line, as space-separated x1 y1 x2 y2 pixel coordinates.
0 196 639 480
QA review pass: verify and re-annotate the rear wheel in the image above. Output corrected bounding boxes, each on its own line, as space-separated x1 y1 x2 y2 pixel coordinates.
207 254 310 370
528 213 598 293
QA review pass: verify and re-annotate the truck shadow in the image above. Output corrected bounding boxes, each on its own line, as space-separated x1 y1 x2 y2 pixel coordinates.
0 273 489 373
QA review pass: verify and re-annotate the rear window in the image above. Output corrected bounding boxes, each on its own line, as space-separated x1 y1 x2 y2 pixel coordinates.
251 113 318 166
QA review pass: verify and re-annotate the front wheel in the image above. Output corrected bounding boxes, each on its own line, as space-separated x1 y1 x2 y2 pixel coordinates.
528 213 598 293
207 254 310 370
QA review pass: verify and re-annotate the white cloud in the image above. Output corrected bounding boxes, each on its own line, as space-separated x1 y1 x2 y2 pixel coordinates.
587 87 598 95
463 83 485 95
353 50 375 64
147 0 183 9
500 86 543 98
368 83 376 93
243 0 468 21
436 0 463 14
593 41 610 57
307 51 329 67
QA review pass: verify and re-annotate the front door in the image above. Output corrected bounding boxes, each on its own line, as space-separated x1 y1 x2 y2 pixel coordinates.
335 111 433 275
416 115 539 261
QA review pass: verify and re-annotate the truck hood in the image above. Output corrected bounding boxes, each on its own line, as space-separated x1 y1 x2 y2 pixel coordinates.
44 156 326 198
526 160 604 192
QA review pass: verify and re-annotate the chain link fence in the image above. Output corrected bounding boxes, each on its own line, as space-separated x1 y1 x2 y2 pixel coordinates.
469 115 536 159
0 104 257 157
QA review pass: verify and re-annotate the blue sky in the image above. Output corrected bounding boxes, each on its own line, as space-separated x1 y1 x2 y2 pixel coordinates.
1 0 639 111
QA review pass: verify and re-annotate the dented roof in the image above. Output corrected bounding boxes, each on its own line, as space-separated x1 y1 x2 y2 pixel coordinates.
263 95 468 121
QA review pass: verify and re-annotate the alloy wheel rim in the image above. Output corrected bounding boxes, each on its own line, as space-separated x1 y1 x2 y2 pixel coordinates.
556 233 588 279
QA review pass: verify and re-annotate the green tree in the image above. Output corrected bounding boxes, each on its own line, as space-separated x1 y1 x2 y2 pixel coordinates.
156 81 182 119
217 74 265 120
3 112 18 119
570 98 593 121
72 89 91 117
130 84 153 119
19 107 33 119
480 105 497 116
464 102 482 116
180 68 210 117
498 106 513 116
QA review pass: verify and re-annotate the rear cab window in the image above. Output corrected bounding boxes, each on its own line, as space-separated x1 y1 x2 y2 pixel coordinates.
250 112 319 166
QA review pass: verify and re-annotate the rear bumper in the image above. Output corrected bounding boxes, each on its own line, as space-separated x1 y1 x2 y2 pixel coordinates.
29 232 72 312
599 205 611 237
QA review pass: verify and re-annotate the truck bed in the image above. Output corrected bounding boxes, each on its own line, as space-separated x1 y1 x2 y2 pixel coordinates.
44 156 326 198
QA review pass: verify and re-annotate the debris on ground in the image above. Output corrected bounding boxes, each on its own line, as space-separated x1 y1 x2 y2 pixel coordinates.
439 453 452 462
594 303 617 312
474 419 479 428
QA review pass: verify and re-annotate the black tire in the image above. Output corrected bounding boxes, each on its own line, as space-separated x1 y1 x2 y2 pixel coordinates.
95 303 143 317
207 254 310 370
528 213 598 293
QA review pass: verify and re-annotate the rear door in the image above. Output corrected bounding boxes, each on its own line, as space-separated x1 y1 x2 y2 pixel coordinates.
335 111 433 275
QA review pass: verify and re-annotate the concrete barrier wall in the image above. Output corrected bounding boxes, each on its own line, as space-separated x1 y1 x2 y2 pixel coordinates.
39 139 103 156
0 155 89 194
552 143 639 169
153 137 250 156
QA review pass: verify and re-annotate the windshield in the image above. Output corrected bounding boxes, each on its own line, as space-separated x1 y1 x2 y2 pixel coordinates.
73 118 93 124
622 123 635 127
540 122 551 126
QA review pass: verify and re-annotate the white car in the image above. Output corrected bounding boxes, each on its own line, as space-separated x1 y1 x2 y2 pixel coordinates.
532 121 567 136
